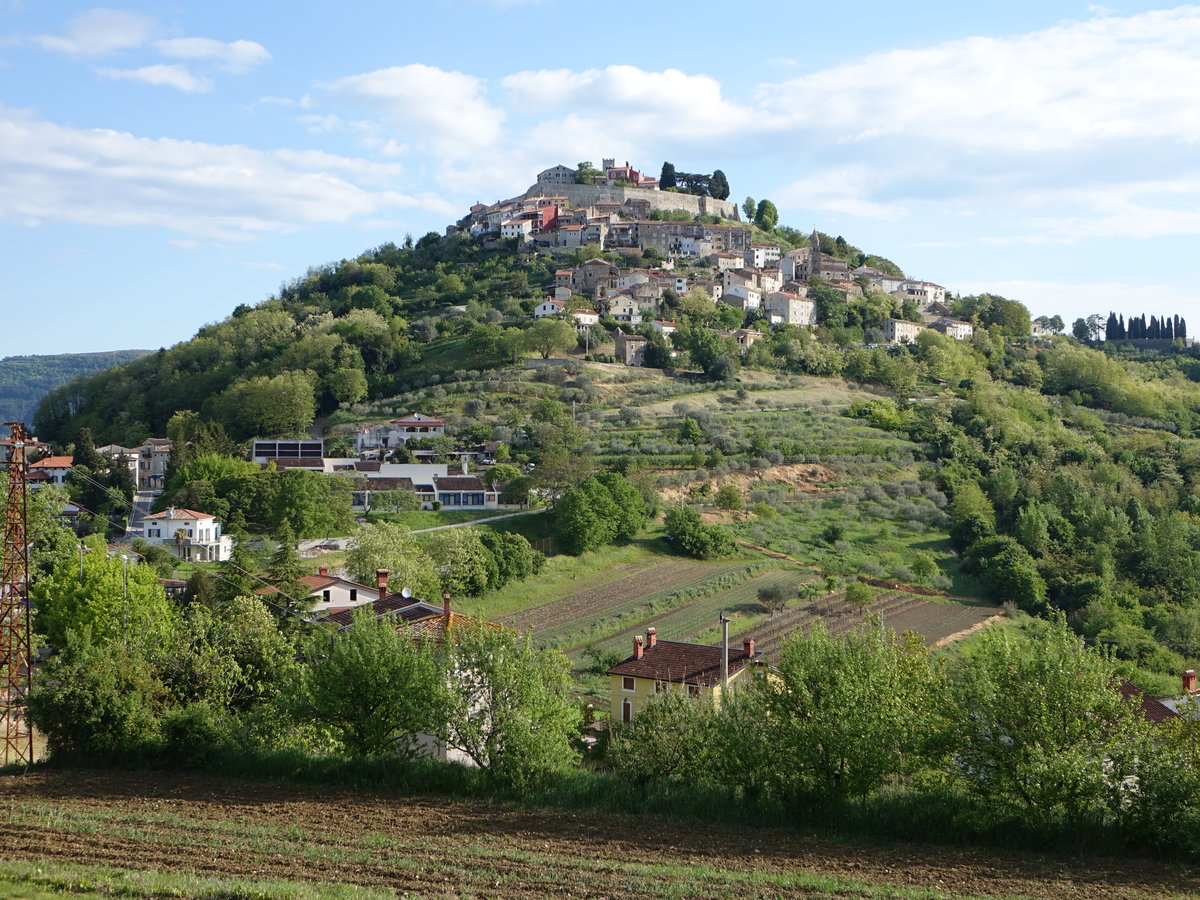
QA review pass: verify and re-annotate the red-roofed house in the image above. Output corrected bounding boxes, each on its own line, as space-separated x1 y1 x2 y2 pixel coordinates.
142 506 233 561
260 565 380 615
29 455 74 488
607 628 762 722
533 298 565 318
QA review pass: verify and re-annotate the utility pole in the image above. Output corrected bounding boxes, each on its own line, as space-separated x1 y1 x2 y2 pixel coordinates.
1 423 34 766
719 611 730 692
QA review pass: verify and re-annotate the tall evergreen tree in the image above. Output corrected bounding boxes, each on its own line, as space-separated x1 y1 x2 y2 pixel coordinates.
1105 312 1118 341
1118 314 1126 339
659 162 676 189
1178 316 1187 340
710 169 730 201
266 523 312 626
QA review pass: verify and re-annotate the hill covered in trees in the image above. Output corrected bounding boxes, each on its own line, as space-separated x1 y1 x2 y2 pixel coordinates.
0 350 150 428
28 213 1200 693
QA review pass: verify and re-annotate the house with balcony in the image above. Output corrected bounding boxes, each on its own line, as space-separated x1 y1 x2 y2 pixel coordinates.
352 414 445 453
142 507 232 562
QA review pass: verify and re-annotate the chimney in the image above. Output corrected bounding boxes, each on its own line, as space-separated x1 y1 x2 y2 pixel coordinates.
743 637 755 657
443 592 452 624
1185 669 1198 695
318 566 329 576
633 635 644 660
646 627 657 648
375 568 388 600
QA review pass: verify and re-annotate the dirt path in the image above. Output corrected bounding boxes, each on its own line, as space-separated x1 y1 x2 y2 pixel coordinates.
0 770 1194 899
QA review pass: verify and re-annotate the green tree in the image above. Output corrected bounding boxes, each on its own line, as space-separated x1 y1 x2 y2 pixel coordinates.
27 633 167 759
265 524 312 625
742 197 756 221
346 522 441 599
754 199 778 230
294 608 443 758
437 622 579 788
664 506 735 559
606 691 714 793
427 527 498 597
659 161 677 189
947 616 1148 824
523 318 577 359
678 416 704 444
710 169 730 200
215 372 316 439
761 619 942 798
714 483 742 511
32 539 179 653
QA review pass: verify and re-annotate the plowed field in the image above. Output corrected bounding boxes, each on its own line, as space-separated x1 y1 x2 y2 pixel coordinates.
1 770 1195 899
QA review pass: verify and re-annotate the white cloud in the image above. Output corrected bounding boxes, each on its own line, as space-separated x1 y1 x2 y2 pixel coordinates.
155 37 270 73
502 65 757 140
319 64 504 155
36 8 155 55
243 260 284 270
96 63 212 93
0 105 453 242
756 8 1200 151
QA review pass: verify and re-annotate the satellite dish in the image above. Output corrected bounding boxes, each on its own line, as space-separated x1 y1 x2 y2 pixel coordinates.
400 587 413 599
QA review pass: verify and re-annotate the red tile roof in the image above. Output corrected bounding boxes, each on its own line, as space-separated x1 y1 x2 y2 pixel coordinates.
608 639 760 687
31 456 74 468
1119 680 1179 725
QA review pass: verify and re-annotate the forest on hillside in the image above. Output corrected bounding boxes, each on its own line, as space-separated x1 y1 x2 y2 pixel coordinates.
0 349 149 427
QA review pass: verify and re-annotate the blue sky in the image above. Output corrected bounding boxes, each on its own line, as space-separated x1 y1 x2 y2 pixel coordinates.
2 1 1199 356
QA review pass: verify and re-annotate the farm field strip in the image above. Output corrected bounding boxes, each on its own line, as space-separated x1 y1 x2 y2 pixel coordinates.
508 558 718 632
583 567 820 657
0 770 1193 900
542 566 756 649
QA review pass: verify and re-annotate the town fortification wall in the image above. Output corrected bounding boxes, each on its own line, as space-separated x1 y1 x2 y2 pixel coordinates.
523 182 739 221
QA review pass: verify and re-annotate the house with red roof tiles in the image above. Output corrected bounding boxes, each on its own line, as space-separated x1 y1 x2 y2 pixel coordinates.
607 628 762 723
28 455 74 488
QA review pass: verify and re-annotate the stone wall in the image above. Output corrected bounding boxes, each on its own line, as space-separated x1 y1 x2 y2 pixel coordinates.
523 182 739 221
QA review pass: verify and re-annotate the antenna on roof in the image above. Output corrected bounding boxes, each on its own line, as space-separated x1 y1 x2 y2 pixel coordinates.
400 586 413 599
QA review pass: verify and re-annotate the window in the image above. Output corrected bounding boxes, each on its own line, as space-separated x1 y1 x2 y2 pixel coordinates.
349 589 357 604
322 590 331 603
621 700 632 723
654 680 668 694
622 677 635 692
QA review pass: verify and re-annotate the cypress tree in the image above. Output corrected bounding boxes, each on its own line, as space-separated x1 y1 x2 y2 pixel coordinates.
1105 312 1118 341
1178 317 1188 340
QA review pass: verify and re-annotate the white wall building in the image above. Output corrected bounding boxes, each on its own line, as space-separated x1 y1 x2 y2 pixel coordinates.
142 507 232 562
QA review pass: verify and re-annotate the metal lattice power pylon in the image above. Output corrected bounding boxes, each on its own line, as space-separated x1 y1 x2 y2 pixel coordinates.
1 422 34 766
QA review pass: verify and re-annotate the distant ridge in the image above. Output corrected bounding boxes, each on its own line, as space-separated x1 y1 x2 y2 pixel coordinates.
0 350 152 427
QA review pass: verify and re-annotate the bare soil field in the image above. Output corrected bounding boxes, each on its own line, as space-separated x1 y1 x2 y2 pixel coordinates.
658 462 837 504
0 770 1195 899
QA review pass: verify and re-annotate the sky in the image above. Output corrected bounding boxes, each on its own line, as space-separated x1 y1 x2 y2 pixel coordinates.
2 1 1200 357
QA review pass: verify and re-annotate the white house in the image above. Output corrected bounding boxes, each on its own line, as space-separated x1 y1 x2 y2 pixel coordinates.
745 243 782 270
884 318 927 344
28 455 74 489
259 566 382 614
572 309 600 328
353 414 445 453
533 299 565 318
928 317 974 340
892 280 947 307
142 507 232 562
501 217 535 240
